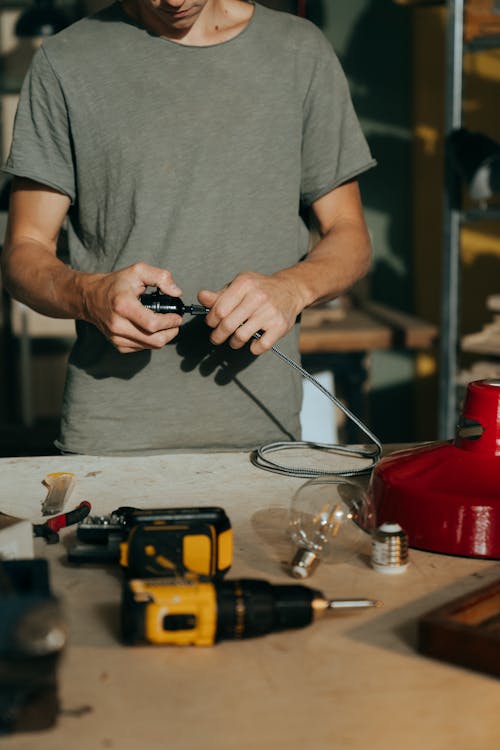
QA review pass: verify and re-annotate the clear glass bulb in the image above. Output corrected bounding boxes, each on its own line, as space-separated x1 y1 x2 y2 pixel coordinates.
288 477 376 578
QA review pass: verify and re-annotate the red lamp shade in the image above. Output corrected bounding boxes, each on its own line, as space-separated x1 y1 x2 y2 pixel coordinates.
369 379 500 558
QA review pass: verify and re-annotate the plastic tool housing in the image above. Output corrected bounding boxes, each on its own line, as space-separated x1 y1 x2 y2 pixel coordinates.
369 379 500 558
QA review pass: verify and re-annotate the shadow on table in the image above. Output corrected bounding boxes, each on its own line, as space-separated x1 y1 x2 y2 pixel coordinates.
345 562 500 659
249 507 295 576
57 538 124 647
249 506 374 578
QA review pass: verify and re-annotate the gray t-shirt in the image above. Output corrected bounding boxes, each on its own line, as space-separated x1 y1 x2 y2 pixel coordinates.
4 1 375 455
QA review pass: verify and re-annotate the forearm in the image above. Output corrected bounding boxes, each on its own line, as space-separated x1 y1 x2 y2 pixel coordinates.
3 179 184 353
1 239 88 319
2 237 185 353
273 217 372 311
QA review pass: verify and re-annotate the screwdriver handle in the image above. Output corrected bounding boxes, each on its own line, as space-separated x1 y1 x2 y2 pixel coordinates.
140 290 210 317
140 291 184 315
140 289 264 342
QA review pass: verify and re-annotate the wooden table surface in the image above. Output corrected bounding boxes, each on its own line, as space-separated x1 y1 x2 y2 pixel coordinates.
0 450 498 750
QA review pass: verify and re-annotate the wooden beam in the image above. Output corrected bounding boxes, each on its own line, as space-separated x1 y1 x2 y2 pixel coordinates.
299 303 438 354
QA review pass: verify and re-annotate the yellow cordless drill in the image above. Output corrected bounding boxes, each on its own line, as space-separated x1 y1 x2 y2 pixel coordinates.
122 577 380 646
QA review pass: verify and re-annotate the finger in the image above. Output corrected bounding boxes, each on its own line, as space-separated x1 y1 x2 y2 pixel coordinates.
107 315 181 347
202 283 255 335
113 342 144 354
131 262 183 297
197 289 219 310
200 283 241 326
106 285 183 333
249 329 274 355
111 327 180 352
197 289 222 328
127 298 183 333
225 316 265 349
209 297 259 345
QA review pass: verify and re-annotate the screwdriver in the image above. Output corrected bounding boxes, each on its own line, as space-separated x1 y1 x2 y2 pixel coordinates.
140 289 265 339
140 290 209 316
122 577 382 646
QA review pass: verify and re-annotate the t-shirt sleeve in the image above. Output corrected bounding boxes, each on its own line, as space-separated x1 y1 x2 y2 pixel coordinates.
300 33 376 206
3 45 76 202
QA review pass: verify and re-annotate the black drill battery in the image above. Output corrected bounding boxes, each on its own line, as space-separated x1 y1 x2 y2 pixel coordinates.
68 506 232 580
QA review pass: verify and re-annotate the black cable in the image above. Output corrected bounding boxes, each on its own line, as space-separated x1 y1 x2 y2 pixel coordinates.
140 293 383 477
250 338 382 479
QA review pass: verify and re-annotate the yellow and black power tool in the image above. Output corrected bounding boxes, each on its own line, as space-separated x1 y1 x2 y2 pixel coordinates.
121 577 381 646
67 506 232 580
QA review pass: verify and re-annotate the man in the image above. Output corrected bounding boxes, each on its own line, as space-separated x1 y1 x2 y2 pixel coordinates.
1 0 375 454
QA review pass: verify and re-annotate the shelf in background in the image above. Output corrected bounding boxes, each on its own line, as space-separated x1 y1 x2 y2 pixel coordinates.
0 0 76 8
462 206 500 222
0 1 31 8
0 72 22 94
465 35 500 52
299 301 438 354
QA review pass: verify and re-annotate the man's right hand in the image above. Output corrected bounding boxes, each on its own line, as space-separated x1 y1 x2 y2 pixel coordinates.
1 179 183 354
79 263 184 353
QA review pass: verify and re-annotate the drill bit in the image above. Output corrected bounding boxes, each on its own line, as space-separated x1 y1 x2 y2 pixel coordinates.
311 596 382 619
327 598 382 610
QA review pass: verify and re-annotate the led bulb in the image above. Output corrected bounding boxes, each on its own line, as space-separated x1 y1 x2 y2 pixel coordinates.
288 478 376 578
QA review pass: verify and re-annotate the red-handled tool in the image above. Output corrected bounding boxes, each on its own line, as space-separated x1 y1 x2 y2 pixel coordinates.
34 501 92 544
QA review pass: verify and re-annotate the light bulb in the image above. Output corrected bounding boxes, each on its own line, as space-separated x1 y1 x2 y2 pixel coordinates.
288 477 376 578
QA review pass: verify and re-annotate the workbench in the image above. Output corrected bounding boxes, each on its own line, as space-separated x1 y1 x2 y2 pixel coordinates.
0 450 499 750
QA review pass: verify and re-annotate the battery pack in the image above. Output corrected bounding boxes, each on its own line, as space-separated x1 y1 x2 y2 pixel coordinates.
70 506 232 580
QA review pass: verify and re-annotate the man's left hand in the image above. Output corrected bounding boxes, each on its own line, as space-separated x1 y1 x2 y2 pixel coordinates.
198 271 304 355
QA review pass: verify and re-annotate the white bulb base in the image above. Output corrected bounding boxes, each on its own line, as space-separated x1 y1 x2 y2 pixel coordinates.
290 548 320 579
371 522 409 574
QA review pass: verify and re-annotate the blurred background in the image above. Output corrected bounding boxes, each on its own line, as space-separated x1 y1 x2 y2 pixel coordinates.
0 0 499 455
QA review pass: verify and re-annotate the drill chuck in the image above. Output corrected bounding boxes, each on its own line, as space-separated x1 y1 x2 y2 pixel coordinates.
215 579 317 640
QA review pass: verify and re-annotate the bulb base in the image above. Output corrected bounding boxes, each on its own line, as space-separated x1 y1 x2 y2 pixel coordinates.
290 548 321 579
371 522 409 574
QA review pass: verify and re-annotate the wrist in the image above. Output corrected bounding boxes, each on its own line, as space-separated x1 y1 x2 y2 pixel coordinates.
73 271 104 322
272 267 315 314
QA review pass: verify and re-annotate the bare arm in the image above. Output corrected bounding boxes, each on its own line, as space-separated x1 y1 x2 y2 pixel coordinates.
198 179 372 354
1 178 183 353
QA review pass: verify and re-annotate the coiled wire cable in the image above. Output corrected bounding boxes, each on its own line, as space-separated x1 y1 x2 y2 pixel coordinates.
139 291 382 478
251 341 383 479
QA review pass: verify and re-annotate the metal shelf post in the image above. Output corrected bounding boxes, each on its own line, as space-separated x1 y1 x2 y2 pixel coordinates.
438 0 464 439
